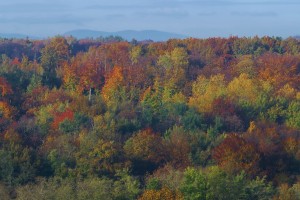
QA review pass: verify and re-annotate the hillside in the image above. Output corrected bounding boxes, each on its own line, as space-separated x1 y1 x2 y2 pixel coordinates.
0 36 299 199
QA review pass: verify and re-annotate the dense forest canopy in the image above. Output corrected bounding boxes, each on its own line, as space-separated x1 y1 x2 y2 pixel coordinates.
0 36 300 199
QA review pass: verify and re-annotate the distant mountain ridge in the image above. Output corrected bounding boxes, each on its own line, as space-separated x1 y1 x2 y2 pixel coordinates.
0 33 39 39
294 35 300 40
64 29 188 41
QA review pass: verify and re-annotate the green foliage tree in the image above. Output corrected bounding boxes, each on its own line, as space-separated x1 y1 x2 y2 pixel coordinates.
180 167 274 200
285 100 300 129
180 167 207 200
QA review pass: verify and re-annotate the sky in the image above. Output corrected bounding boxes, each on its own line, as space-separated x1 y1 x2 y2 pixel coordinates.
0 0 299 38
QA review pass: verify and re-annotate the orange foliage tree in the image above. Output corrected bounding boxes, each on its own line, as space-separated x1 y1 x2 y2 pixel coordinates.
0 77 13 97
257 53 300 90
61 48 105 99
0 77 14 120
101 66 126 109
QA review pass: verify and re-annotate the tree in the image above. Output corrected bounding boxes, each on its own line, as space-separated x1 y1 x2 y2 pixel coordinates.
213 134 260 176
26 73 42 92
157 47 189 93
101 66 126 111
75 133 123 177
180 166 274 200
244 122 300 180
139 187 183 200
180 167 207 200
124 129 165 164
130 45 142 65
0 77 13 97
285 100 300 129
0 101 13 119
0 77 14 127
227 73 260 104
0 145 36 186
75 48 105 100
163 126 191 168
189 74 226 113
41 37 70 88
51 108 74 129
274 182 300 200
233 55 256 78
257 53 300 90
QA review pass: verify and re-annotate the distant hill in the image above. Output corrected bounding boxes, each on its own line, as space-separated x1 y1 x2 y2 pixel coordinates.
64 29 188 41
0 33 39 39
294 35 300 40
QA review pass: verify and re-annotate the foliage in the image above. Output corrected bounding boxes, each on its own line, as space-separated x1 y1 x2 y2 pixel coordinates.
180 167 274 200
0 36 299 199
213 134 260 176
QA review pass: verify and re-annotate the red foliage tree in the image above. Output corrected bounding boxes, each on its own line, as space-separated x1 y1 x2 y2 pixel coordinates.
51 108 74 129
211 97 236 117
244 122 300 180
213 134 260 176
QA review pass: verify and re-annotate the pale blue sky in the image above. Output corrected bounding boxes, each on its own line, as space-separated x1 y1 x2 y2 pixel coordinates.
0 0 299 38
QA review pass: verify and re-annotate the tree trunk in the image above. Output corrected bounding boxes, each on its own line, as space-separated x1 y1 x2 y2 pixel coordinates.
88 87 92 102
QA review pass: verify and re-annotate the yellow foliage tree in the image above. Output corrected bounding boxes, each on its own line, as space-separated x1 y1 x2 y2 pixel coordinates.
158 47 189 94
277 84 297 100
139 187 183 200
0 101 13 118
234 55 256 77
189 74 226 113
227 73 260 104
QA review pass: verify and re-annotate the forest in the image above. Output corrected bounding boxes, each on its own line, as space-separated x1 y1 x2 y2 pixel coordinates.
0 35 300 199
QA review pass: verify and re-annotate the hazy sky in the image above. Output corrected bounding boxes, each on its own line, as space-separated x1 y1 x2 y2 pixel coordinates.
0 0 299 38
